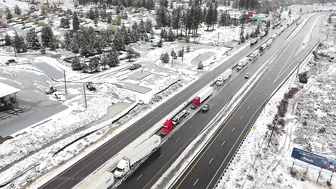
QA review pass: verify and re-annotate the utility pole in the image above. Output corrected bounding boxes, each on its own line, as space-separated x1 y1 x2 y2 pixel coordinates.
83 83 87 109
63 70 67 94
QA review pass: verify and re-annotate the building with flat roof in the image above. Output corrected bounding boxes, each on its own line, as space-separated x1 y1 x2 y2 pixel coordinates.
0 82 20 111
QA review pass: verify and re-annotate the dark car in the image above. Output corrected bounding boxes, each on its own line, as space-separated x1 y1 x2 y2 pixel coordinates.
202 104 210 113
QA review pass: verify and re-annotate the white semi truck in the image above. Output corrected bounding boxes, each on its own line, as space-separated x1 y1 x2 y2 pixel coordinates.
216 69 233 85
236 58 249 71
114 135 161 178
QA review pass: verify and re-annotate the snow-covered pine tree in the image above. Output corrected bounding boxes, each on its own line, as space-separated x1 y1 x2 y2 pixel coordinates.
6 8 12 20
72 56 82 70
28 29 41 50
167 28 174 41
108 48 119 67
19 36 27 53
88 56 100 73
139 19 145 33
41 26 54 47
14 5 21 15
145 20 152 33
100 54 108 69
186 45 190 52
73 11 79 31
160 28 167 40
4 34 11 46
160 52 169 63
126 47 134 62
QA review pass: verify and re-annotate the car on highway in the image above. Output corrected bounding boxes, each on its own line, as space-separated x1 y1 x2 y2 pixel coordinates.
202 104 209 113
245 73 249 79
248 50 259 61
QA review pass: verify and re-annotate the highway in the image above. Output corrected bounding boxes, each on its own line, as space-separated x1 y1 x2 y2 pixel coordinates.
171 14 323 189
39 14 283 189
116 14 322 189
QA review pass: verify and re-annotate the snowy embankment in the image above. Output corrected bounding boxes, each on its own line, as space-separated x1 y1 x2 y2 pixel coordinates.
214 43 336 188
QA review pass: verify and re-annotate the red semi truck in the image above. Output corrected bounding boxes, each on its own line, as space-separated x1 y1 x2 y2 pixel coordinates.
190 87 214 109
160 120 174 136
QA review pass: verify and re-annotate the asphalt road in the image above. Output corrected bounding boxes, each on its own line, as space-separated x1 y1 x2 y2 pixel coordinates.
115 14 321 189
171 14 323 189
39 19 289 189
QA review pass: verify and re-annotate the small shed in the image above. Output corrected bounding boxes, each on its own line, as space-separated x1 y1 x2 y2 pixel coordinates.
0 82 20 111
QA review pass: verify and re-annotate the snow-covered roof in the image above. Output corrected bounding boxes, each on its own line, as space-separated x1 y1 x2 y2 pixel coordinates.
0 82 20 98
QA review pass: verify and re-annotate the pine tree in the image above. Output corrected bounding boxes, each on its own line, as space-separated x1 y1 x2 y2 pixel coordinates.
160 52 169 63
145 19 152 33
100 54 108 69
160 28 167 39
6 8 12 20
197 61 204 69
139 19 145 33
113 31 125 51
288 9 292 15
171 49 176 58
107 47 119 67
41 26 54 47
72 56 82 70
14 5 21 15
94 7 99 20
107 15 112 24
89 8 95 20
213 2 218 28
28 29 41 50
186 45 190 52
89 57 100 73
94 17 98 26
49 36 58 51
167 28 174 41
126 47 135 61
4 34 11 46
205 4 213 30
73 11 80 31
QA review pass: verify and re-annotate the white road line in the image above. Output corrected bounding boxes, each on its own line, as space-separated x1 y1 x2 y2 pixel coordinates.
209 158 214 164
259 90 262 93
221 141 226 146
232 127 235 132
193 179 199 186
247 106 250 110
240 116 243 120
254 97 256 101
158 154 163 159
189 124 194 128
136 174 143 180
176 138 180 142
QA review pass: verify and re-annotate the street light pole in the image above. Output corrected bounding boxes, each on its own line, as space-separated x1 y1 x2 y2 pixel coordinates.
64 70 67 94
83 83 87 109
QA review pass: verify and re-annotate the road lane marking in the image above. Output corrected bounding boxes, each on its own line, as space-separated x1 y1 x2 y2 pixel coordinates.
176 138 180 142
240 116 243 120
209 158 214 164
193 179 199 186
136 174 143 180
247 106 250 110
158 154 163 159
232 127 235 132
259 90 262 93
189 124 194 128
221 141 226 146
254 97 256 100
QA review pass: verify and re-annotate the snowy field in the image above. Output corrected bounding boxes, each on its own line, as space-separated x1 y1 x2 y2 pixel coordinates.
215 20 336 189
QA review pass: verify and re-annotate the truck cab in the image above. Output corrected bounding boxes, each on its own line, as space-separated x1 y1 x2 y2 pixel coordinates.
191 97 201 109
216 77 224 86
114 158 130 178
160 119 174 135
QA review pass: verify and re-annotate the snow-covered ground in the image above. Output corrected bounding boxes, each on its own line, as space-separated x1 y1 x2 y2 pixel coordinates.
215 20 336 189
